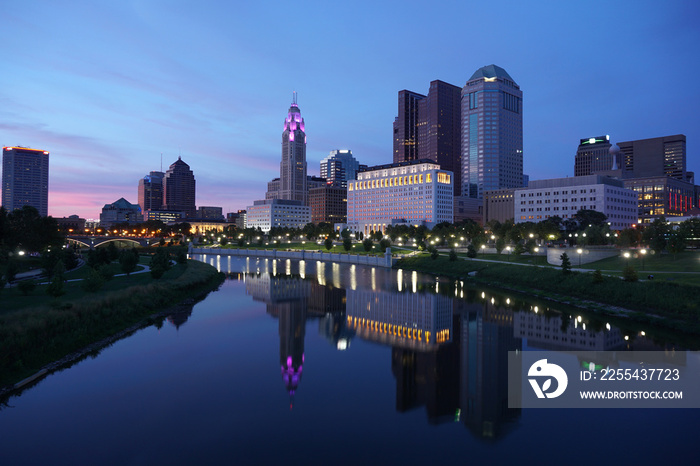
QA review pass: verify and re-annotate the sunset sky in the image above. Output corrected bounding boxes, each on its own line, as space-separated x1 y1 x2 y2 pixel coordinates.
2 0 699 219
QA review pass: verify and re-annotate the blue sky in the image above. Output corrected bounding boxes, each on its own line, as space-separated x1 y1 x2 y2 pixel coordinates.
2 0 699 218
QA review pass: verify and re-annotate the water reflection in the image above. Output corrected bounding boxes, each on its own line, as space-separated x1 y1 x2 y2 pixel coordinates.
201 255 687 441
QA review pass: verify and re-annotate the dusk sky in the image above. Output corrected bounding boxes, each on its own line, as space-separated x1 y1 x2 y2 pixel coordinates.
2 0 699 219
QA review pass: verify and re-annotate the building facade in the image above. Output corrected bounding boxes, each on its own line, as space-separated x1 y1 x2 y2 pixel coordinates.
163 157 196 218
197 206 224 220
278 94 308 205
513 175 637 230
320 150 364 188
99 198 143 228
392 81 462 195
245 199 311 233
2 146 49 216
309 184 347 225
347 160 454 235
623 176 696 224
453 196 483 224
482 188 515 224
618 134 687 181
461 65 523 199
138 171 164 213
574 136 613 176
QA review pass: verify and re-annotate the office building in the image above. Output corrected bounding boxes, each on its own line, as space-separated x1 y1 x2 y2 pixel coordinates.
163 157 196 218
245 199 310 233
393 81 462 194
483 188 515 224
99 198 143 228
2 146 49 216
347 159 454 236
513 175 637 230
454 196 483 224
144 210 183 223
574 136 613 176
618 134 687 181
197 206 224 220
320 150 364 188
623 176 696 224
274 93 308 205
309 184 347 225
137 171 164 213
461 65 523 198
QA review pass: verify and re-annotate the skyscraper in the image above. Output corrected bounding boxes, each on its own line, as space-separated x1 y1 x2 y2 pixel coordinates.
279 93 308 205
461 65 523 198
137 170 164 213
574 136 613 176
393 81 462 194
617 134 687 181
163 157 196 218
2 146 49 216
320 149 363 187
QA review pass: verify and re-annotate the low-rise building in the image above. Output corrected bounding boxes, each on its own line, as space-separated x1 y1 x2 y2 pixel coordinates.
482 189 514 224
513 175 637 230
245 199 311 233
310 184 347 224
347 159 453 236
99 198 143 229
623 176 697 224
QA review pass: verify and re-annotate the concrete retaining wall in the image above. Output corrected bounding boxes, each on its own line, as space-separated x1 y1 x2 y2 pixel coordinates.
547 247 619 266
190 247 396 268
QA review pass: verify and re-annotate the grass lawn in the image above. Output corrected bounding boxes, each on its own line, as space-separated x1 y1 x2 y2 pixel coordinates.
460 252 550 266
577 250 700 272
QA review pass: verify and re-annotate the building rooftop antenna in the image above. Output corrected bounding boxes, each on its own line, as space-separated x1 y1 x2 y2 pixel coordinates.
293 91 297 105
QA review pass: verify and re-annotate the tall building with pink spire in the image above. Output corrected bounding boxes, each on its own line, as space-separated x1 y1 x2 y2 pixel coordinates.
278 93 308 205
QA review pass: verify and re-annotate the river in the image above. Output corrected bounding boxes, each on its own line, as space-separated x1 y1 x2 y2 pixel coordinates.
0 255 697 465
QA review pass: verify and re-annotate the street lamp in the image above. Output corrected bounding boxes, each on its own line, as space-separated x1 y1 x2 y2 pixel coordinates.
576 248 583 267
640 248 647 270
480 244 486 256
505 246 511 261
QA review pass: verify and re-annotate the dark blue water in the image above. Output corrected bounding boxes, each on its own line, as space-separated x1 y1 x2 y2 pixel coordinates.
0 255 697 465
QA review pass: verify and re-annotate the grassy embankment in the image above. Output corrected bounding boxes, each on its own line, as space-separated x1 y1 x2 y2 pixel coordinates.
396 253 700 334
0 259 223 388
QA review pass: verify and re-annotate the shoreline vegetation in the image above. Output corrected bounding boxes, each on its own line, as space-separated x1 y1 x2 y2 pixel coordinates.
0 259 224 392
395 254 700 336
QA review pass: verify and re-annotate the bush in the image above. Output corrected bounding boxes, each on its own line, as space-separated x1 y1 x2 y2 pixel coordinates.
5 259 19 282
46 262 66 298
119 249 138 276
343 238 352 252
592 269 604 284
430 248 439 260
324 238 333 251
17 280 36 296
362 239 373 252
623 265 638 282
466 244 477 258
379 238 391 250
98 265 115 281
449 249 458 261
82 268 105 292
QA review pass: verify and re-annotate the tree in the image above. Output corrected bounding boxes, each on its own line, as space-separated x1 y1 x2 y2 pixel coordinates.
379 238 391 250
513 243 525 256
82 268 104 292
150 249 171 279
324 237 333 251
18 279 36 296
466 244 477 258
340 228 351 240
5 259 19 282
430 248 439 260
560 252 572 275
119 249 138 276
667 230 686 260
623 264 638 282
574 209 608 228
362 239 373 252
107 242 120 261
617 228 641 248
46 262 66 298
303 223 317 240
343 237 352 252
642 217 669 253
592 269 604 284
449 249 458 261
495 237 505 254
159 238 166 247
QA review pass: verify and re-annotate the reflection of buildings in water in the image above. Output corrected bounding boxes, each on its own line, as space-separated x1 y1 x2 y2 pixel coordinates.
346 289 453 350
455 298 522 440
320 312 355 351
243 272 349 406
514 312 625 351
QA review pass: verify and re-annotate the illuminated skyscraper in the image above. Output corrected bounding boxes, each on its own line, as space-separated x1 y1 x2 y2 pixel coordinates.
461 65 523 198
137 170 164 213
2 146 49 216
279 93 308 205
163 157 196 218
320 149 363 188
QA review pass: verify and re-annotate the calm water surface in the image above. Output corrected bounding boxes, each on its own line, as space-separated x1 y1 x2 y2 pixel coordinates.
1 255 698 465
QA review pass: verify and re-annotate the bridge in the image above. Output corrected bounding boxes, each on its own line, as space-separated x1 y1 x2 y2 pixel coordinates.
66 236 158 249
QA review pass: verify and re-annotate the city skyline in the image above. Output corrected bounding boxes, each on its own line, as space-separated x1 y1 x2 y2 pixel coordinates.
1 1 698 219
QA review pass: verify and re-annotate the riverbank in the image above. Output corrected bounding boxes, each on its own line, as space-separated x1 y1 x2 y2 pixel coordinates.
396 254 700 336
0 259 224 390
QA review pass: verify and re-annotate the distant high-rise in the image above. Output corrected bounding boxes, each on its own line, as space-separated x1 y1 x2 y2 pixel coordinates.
393 81 462 194
2 146 49 216
574 136 612 176
320 150 362 188
461 65 523 198
138 171 164 213
163 157 196 218
279 93 308 205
